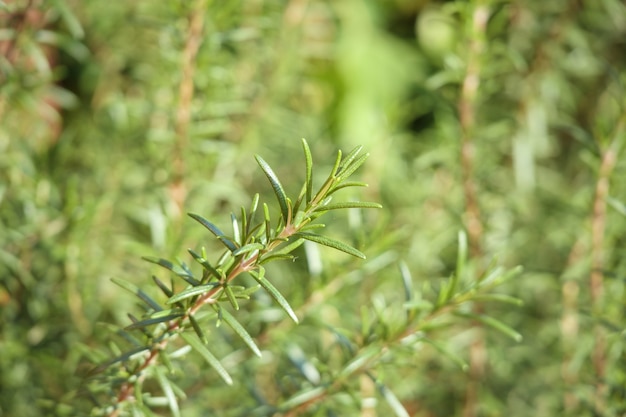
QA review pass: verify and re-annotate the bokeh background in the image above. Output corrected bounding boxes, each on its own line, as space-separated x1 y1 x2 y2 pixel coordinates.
1 0 626 416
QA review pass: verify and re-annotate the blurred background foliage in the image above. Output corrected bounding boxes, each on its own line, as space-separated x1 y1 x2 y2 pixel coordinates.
1 0 626 416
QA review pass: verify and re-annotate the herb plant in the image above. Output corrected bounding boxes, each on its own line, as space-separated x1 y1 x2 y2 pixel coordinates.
82 139 381 416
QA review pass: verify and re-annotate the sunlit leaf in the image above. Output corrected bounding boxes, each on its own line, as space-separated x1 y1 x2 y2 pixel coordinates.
219 307 262 357
249 268 298 323
180 332 232 385
315 201 382 211
154 365 181 417
302 138 313 203
296 232 366 259
166 283 221 304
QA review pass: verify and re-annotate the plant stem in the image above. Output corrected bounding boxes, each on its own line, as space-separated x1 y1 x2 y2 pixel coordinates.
171 0 207 217
459 3 489 416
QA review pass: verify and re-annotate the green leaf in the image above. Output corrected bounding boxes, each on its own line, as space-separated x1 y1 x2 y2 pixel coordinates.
328 181 368 195
180 332 232 385
231 213 241 244
456 230 468 281
143 256 201 286
337 144 363 174
232 242 264 257
240 206 248 238
455 312 523 342
152 275 174 298
125 313 184 330
421 337 468 371
187 249 221 281
337 152 369 180
298 223 326 232
339 345 379 377
608 196 626 217
154 365 181 417
223 285 239 310
269 237 305 257
471 293 524 305
249 268 299 323
315 201 382 211
255 155 289 222
478 265 523 287
398 261 413 303
279 387 325 411
110 277 163 311
263 203 272 243
166 283 221 304
258 253 296 265
219 307 262 357
296 232 366 259
302 138 313 203
88 346 151 375
189 314 208 344
330 149 342 177
371 375 410 417
187 213 238 252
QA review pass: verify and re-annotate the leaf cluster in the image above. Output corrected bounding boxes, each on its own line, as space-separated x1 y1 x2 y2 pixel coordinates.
80 139 381 416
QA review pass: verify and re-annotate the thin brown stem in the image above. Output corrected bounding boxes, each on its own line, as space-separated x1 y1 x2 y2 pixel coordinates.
459 4 489 417
171 0 207 217
590 141 618 414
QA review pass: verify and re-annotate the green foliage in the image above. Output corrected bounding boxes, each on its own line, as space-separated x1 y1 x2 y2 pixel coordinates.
78 141 382 415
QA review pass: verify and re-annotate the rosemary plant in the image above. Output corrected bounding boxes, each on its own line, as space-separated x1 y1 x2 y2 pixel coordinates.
82 139 381 416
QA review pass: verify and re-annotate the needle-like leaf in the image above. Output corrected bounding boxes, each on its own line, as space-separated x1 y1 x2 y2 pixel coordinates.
180 332 233 385
188 213 238 252
255 155 289 222
296 232 366 259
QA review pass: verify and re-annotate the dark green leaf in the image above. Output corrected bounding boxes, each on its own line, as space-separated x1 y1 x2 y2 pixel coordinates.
153 275 174 297
88 345 151 376
110 277 163 311
187 249 221 281
255 155 289 222
143 256 201 286
125 313 183 330
189 314 208 344
180 332 232 385
296 232 366 259
188 213 238 252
